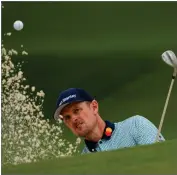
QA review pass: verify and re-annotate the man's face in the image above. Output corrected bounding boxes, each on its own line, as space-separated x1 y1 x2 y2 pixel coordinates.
60 100 99 137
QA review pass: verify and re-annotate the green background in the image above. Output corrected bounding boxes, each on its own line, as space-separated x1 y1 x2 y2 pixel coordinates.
2 1 177 142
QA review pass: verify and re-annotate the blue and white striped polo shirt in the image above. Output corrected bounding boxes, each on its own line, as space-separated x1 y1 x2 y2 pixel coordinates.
82 115 165 153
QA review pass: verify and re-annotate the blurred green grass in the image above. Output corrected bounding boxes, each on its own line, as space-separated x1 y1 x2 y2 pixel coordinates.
2 2 177 54
3 139 177 174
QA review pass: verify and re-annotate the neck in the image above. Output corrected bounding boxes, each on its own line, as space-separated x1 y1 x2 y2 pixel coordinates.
85 116 106 142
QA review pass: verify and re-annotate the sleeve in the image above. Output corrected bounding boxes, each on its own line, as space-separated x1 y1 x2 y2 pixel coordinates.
132 115 165 145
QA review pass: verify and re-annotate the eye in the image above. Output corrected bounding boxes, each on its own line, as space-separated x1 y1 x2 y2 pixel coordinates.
63 115 71 121
73 108 80 114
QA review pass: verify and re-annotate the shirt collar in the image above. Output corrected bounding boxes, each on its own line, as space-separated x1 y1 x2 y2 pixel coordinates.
84 120 115 152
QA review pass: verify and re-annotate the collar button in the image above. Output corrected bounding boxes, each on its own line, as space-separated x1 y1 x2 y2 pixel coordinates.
99 140 103 144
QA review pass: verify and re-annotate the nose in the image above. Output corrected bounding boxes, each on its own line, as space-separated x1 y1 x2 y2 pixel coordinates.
71 114 78 123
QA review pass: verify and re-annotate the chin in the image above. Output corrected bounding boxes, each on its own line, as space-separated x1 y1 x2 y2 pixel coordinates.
76 131 86 137
74 127 88 137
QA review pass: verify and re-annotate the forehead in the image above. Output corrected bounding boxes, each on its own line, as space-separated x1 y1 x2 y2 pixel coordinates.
60 102 85 114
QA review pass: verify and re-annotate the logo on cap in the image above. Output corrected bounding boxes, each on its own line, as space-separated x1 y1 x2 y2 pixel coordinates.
59 94 76 106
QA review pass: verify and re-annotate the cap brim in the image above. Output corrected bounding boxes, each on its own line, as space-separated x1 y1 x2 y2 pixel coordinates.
54 103 70 120
53 100 85 120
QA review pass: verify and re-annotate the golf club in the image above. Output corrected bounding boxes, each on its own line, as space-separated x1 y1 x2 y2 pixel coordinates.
156 50 177 142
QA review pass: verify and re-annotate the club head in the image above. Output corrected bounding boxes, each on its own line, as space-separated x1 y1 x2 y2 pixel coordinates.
161 50 177 68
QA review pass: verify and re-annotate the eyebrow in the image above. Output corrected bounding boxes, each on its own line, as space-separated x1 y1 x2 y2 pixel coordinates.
61 103 82 115
63 114 70 119
69 105 81 111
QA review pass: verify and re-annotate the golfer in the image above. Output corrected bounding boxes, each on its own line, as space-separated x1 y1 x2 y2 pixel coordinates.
54 88 165 153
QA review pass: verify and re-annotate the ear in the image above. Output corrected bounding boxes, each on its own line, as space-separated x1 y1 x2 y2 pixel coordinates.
91 100 99 114
59 115 63 120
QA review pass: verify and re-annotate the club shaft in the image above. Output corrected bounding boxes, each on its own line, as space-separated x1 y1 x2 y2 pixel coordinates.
156 75 176 142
